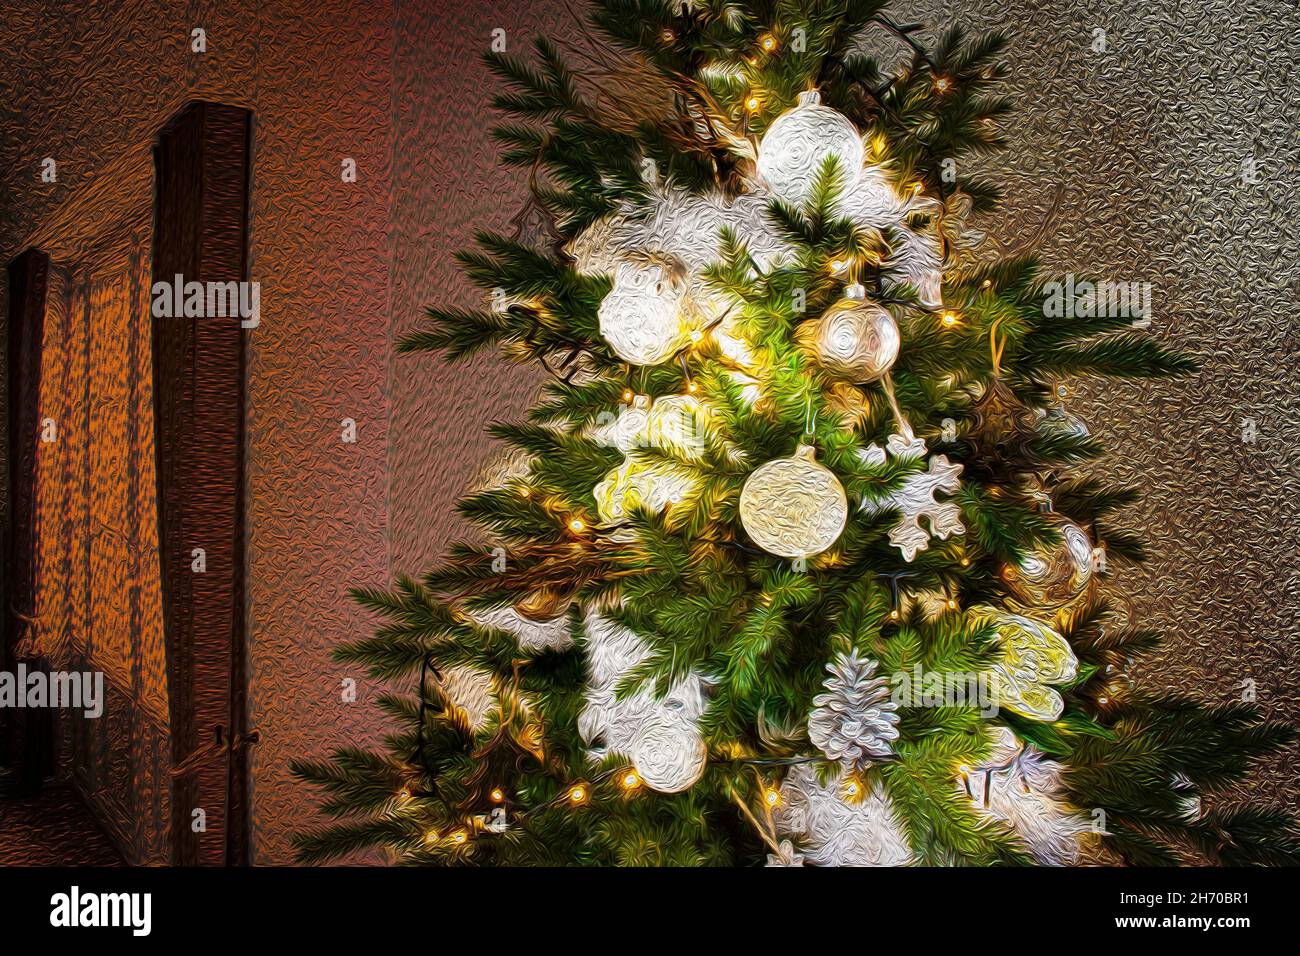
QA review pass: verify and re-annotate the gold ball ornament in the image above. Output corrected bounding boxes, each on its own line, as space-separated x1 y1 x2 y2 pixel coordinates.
739 444 848 558
796 283 900 382
1002 518 1097 607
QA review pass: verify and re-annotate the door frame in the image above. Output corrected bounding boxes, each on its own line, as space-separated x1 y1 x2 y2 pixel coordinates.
2 248 55 785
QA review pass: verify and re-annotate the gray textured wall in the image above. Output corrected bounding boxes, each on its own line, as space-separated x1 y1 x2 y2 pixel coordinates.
928 0 1300 811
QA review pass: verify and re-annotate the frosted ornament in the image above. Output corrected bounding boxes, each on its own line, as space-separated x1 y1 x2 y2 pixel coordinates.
796 283 900 382
598 261 690 365
628 723 708 793
739 444 848 558
757 90 865 205
971 607 1079 721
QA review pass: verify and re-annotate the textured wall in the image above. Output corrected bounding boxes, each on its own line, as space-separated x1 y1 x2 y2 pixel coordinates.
2 0 1295 866
929 0 1300 812
387 0 559 573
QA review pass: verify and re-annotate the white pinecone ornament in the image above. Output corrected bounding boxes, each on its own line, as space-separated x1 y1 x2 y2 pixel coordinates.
808 650 899 771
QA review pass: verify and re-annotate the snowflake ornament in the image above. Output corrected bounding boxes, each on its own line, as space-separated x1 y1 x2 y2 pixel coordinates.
860 431 965 561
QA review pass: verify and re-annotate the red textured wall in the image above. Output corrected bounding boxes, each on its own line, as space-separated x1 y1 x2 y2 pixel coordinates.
0 0 396 864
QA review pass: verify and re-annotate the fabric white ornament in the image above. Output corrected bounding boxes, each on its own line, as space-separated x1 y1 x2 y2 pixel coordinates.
836 163 904 227
796 283 900 382
470 605 574 653
570 187 795 330
593 459 697 524
739 444 848 558
589 394 712 525
586 394 652 453
971 606 1079 721
959 725 1090 865
598 260 691 365
860 432 965 561
774 763 913 866
578 610 710 793
883 213 945 309
757 90 864 205
808 650 899 771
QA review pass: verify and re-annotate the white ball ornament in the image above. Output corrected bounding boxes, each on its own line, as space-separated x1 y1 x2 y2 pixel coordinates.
598 260 690 365
628 723 708 793
757 90 865 205
739 444 848 558
796 283 900 382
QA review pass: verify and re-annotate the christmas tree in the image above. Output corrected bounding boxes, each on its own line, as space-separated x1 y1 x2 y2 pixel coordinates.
292 0 1298 866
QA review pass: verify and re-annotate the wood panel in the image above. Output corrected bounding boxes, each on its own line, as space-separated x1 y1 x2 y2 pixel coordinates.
150 102 251 865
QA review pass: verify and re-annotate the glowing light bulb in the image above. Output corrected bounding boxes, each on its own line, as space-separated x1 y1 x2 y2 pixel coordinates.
889 608 900 620
490 788 505 803
690 328 704 343
934 76 951 93
940 310 959 327
959 556 971 567
686 380 698 394
622 388 634 403
568 517 586 533
621 771 642 791
746 94 761 112
764 789 781 808
451 830 468 844
845 781 860 797
759 33 777 52
568 784 588 805
947 599 958 610
424 830 440 844
982 279 993 289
